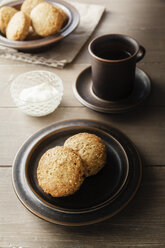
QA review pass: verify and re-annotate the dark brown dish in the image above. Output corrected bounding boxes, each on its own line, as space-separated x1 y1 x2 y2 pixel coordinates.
73 66 151 114
0 0 79 52
12 119 142 226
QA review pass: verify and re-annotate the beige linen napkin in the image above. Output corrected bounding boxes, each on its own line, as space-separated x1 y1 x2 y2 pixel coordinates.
0 1 105 68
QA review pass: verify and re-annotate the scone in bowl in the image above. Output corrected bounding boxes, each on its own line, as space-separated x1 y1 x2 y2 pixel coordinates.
10 70 63 116
0 0 79 52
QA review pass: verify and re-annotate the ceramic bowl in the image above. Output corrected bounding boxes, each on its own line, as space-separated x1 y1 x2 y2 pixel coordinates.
0 0 79 52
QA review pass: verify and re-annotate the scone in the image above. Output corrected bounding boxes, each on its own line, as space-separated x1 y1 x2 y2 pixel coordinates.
30 2 66 37
6 11 31 41
0 6 17 35
64 133 107 177
21 0 44 17
37 146 85 197
55 6 67 23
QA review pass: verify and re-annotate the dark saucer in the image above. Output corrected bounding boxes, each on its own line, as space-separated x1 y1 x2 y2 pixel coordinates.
73 66 151 113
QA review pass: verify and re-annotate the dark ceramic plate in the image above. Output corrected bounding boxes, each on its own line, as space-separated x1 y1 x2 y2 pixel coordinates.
12 119 142 226
73 66 151 113
0 0 79 52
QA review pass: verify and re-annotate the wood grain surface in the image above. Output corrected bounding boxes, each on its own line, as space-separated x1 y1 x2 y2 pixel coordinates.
0 0 165 247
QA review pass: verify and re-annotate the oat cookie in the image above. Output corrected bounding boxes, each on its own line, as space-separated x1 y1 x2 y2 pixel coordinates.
55 6 67 23
37 146 85 197
21 0 44 17
30 2 65 37
0 6 17 35
64 133 107 177
6 11 31 41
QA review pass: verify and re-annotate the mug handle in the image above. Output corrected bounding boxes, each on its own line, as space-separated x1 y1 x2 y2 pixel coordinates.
136 45 146 62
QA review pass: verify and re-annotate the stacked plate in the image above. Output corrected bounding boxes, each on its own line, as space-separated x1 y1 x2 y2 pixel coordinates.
12 119 142 226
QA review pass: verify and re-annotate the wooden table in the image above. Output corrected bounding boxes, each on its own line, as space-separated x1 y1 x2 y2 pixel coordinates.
0 0 165 247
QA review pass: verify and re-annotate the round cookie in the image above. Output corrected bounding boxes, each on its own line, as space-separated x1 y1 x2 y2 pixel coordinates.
55 6 67 23
6 11 31 41
0 6 17 35
21 0 44 17
30 2 65 37
64 133 107 177
37 146 85 197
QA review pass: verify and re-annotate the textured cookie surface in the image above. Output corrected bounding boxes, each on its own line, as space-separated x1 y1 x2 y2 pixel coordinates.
30 2 65 37
64 133 107 177
21 0 44 17
37 146 85 197
55 6 67 23
6 11 31 41
0 6 17 34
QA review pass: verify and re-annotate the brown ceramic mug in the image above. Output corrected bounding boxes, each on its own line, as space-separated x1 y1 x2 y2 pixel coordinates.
88 34 145 101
